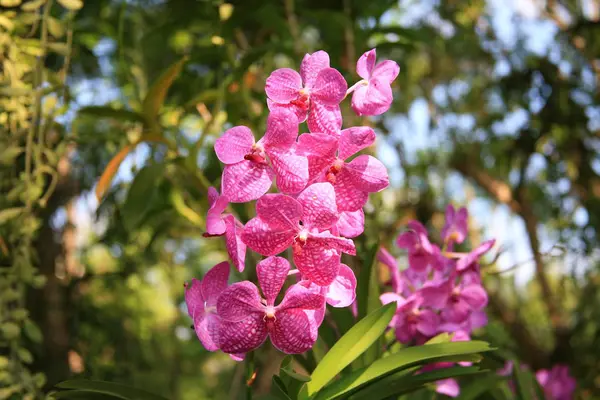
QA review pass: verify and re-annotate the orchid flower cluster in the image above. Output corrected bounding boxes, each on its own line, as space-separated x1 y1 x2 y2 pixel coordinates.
498 361 577 400
378 205 495 397
185 49 398 357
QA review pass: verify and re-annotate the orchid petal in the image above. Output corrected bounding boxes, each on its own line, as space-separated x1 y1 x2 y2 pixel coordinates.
307 102 342 136
256 193 302 229
221 161 273 203
270 309 318 354
344 155 389 192
300 51 330 88
265 68 303 102
242 217 296 256
297 182 338 230
336 209 364 238
214 126 255 164
326 264 356 307
217 281 263 322
372 60 400 84
193 313 221 351
356 49 376 80
338 127 376 160
224 215 246 272
333 168 369 212
218 314 268 354
311 68 347 106
201 261 230 307
185 278 204 319
263 108 299 149
278 284 325 311
351 78 393 116
293 240 341 286
268 148 309 194
297 133 338 181
257 256 290 306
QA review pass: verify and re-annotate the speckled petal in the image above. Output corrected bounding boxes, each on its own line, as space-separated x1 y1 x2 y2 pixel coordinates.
214 126 255 164
194 313 221 351
265 68 303 103
309 231 356 255
336 209 364 238
293 240 341 286
257 256 291 306
278 284 325 311
300 51 330 88
356 49 376 80
297 182 338 230
338 127 376 160
185 278 204 319
326 264 356 308
217 281 263 322
242 217 296 256
333 168 369 212
262 108 299 149
268 148 309 195
344 155 389 192
270 308 318 354
267 99 307 123
218 314 268 354
221 161 273 203
256 193 302 229
297 133 339 181
200 261 230 307
224 215 246 272
311 68 347 106
307 102 342 136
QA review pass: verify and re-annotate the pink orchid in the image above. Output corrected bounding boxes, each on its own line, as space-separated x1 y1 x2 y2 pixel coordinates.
216 256 325 354
224 215 246 272
205 187 229 236
441 205 468 246
396 221 442 272
266 51 347 135
419 276 488 324
301 264 357 308
298 126 389 212
455 239 495 272
536 365 576 400
350 48 400 116
335 209 365 238
391 296 439 344
214 108 308 202
185 261 230 351
241 183 356 286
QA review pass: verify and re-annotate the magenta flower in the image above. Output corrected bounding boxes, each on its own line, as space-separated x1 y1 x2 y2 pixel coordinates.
441 205 468 246
224 215 246 272
389 296 439 344
455 239 495 272
536 364 576 400
298 126 389 212
214 108 308 202
205 187 229 236
350 48 400 116
335 209 365 238
396 221 442 272
266 51 347 135
242 182 356 286
301 264 357 308
185 261 230 351
420 277 488 324
216 256 325 354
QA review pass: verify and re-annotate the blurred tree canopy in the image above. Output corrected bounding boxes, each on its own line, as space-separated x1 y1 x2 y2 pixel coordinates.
1 0 599 398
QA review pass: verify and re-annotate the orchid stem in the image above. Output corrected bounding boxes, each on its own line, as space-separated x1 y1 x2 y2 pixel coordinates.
287 269 300 276
245 352 255 399
345 79 368 96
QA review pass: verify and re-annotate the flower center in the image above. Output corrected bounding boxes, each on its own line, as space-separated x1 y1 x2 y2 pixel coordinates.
290 90 310 111
244 143 267 163
265 305 276 319
204 302 217 314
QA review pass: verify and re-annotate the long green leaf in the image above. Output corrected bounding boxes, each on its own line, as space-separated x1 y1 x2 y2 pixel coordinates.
312 341 493 400
142 57 188 130
512 361 534 400
122 163 165 231
271 375 293 400
0 207 23 225
349 366 484 400
55 380 168 400
51 390 121 399
457 373 507 400
301 303 396 398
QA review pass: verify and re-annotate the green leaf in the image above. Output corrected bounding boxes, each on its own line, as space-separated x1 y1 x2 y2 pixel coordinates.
23 320 43 343
512 361 534 400
0 207 23 225
51 390 120 399
77 106 145 123
349 366 484 400
142 57 188 131
122 163 165 231
47 42 70 56
301 303 396 398
457 373 507 400
55 380 168 400
21 0 45 12
312 341 494 400
271 375 292 400
47 17 65 38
